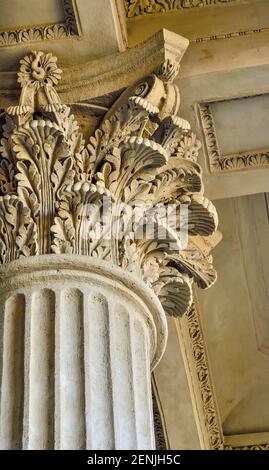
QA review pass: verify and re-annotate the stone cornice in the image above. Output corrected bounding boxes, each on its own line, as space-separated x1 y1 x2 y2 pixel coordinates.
0 29 189 108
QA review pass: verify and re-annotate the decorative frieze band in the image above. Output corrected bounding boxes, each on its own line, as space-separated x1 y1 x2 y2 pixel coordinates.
183 304 223 450
124 1 269 43
0 0 79 47
178 302 269 450
199 102 269 173
125 0 238 18
225 444 269 450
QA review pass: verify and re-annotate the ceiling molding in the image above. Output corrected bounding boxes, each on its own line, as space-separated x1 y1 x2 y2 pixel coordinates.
176 303 224 450
175 293 269 450
0 0 80 47
224 432 269 450
199 100 269 173
113 0 128 51
125 1 269 44
125 0 239 18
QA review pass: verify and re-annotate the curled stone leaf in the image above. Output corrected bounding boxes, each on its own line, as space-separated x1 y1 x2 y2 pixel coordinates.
0 50 219 318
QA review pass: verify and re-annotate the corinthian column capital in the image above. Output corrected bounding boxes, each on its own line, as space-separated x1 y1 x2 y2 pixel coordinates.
0 49 218 318
0 43 218 450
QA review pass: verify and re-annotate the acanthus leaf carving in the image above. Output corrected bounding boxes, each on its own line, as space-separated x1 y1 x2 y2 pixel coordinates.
0 1 79 47
0 51 218 318
184 303 224 449
0 195 37 263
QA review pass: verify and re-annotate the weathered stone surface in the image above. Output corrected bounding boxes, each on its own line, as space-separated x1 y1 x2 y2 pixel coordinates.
0 40 218 450
0 50 218 319
0 255 167 449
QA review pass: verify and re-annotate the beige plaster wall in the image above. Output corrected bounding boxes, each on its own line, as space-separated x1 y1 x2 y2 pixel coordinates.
0 0 126 71
178 64 269 201
154 317 201 450
196 194 269 436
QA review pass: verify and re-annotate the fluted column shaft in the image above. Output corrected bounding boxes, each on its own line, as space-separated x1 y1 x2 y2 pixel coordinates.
0 255 167 450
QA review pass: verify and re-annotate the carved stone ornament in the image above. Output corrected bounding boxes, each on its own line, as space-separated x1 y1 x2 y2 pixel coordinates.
125 0 238 18
199 102 269 172
224 444 269 450
0 51 218 318
0 0 79 47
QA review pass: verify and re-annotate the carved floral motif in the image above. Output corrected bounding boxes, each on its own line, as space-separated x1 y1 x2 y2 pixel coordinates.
0 50 218 318
185 304 223 449
199 102 269 172
224 444 269 450
18 52 62 89
125 0 238 18
0 0 79 47
182 301 269 450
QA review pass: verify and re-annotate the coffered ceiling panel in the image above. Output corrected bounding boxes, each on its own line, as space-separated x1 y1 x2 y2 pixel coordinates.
206 95 269 156
0 0 80 49
0 0 65 30
199 94 269 173
0 0 126 71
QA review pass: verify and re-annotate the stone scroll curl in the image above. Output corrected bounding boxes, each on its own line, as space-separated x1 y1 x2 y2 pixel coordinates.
0 51 218 317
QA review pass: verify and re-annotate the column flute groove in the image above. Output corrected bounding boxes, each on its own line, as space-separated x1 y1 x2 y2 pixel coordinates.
28 289 55 450
0 294 25 449
84 292 115 450
58 288 85 450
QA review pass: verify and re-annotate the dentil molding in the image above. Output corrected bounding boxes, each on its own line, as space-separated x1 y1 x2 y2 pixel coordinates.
124 1 269 44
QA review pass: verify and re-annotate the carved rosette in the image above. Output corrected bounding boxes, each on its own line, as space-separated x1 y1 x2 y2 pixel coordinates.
0 50 218 317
